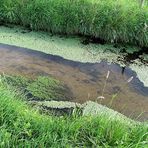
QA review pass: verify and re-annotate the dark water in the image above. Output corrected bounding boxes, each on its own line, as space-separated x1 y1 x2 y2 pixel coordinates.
0 43 148 121
121 46 148 65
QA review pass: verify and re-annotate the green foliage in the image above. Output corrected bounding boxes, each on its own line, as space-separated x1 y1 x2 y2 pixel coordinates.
27 76 69 101
0 81 147 147
0 0 147 47
2 75 31 91
2 75 70 101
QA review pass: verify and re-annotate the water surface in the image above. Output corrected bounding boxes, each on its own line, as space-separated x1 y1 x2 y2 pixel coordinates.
0 43 148 121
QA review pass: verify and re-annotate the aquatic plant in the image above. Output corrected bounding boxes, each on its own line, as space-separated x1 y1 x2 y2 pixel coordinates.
0 0 147 47
1 75 71 101
1 74 31 92
27 76 70 101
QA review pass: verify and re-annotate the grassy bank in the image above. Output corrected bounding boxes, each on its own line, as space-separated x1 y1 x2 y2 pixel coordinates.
0 78 147 147
0 0 147 47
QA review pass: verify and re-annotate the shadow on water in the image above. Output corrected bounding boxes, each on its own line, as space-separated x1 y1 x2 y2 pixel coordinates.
0 43 148 121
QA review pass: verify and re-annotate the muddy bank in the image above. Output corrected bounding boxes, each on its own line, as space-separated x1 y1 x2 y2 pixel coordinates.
0 43 148 121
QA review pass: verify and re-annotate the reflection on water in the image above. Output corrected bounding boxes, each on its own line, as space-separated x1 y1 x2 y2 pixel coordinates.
0 43 148 121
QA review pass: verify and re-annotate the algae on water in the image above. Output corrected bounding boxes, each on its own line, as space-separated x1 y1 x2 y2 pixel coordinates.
0 26 120 63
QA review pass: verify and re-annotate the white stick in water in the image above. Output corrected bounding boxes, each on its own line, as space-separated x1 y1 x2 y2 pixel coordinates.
106 71 110 79
127 76 133 83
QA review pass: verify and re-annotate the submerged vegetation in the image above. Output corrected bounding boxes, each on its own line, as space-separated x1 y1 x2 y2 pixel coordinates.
2 75 71 101
0 79 148 147
0 0 147 47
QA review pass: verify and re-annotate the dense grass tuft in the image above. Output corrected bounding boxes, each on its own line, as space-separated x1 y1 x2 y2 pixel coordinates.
0 0 147 47
0 78 147 147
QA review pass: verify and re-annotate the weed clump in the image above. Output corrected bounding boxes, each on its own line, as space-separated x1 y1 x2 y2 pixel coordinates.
2 75 72 101
27 76 71 101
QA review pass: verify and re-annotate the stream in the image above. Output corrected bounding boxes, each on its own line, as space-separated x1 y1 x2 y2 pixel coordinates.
0 43 148 121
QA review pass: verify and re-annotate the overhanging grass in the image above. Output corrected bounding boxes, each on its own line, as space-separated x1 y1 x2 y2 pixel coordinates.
0 79 147 147
0 0 147 47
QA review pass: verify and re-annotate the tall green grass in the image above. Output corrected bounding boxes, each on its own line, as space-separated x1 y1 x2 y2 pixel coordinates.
0 79 147 147
0 0 147 47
